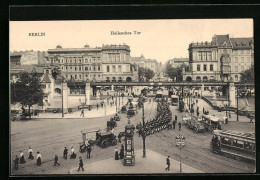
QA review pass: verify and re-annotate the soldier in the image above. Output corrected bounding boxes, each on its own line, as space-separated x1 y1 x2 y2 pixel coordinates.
14 155 19 170
54 154 60 166
165 156 170 171
78 157 84 172
63 147 68 159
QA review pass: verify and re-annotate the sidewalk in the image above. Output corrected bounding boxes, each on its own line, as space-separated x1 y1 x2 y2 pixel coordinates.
70 149 203 174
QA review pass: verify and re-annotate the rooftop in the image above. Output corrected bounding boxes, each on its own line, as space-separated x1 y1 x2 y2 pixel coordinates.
10 64 44 74
230 38 254 49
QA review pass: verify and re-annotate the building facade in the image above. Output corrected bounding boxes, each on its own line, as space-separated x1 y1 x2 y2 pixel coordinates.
168 58 189 68
183 34 254 82
130 55 158 74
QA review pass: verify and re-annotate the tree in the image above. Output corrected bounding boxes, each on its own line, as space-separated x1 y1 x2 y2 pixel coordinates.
145 68 155 81
11 71 44 118
166 63 188 82
51 67 61 80
240 66 254 83
138 67 155 81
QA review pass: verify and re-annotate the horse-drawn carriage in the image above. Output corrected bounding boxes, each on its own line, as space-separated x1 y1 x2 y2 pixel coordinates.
202 114 223 133
113 114 121 121
127 107 137 118
96 131 117 148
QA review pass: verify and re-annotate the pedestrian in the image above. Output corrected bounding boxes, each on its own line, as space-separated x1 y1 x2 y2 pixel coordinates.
36 151 42 166
249 116 254 123
19 150 26 164
175 115 177 122
87 145 91 159
196 99 198 104
115 147 119 160
203 107 205 114
178 121 182 131
197 111 200 117
97 104 99 110
172 120 176 130
77 157 84 172
54 154 60 166
28 147 34 160
63 147 68 159
111 128 115 135
14 155 19 170
70 146 77 159
228 112 231 118
119 144 124 159
223 115 227 124
165 156 170 171
80 109 84 117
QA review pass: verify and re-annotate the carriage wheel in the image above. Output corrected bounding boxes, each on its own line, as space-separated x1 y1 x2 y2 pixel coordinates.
101 140 108 148
112 139 117 146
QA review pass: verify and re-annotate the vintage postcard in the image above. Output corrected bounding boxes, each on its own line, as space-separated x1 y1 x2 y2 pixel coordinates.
10 19 255 175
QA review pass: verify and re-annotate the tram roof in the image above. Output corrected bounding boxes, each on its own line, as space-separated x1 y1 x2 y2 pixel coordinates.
213 130 255 141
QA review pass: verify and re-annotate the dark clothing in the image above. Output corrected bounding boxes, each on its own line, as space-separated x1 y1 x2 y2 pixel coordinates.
78 159 84 171
175 115 177 121
14 157 19 170
178 122 181 131
87 146 91 159
28 152 34 160
54 156 60 166
166 157 170 171
37 157 41 166
63 148 68 159
115 151 119 160
70 152 77 159
20 156 26 164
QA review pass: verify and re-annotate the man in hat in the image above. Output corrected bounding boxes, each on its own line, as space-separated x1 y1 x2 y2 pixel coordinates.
63 147 68 159
14 155 19 170
54 154 60 166
78 157 84 172
28 147 34 160
36 151 42 166
165 156 170 171
19 150 26 164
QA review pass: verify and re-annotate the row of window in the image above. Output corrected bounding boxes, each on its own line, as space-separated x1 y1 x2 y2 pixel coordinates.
48 57 101 64
106 65 122 73
61 66 101 72
65 73 102 80
198 51 212 61
196 64 214 71
233 49 251 55
234 57 251 63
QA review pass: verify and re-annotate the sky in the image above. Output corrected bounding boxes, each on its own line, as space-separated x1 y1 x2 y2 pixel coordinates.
10 19 253 63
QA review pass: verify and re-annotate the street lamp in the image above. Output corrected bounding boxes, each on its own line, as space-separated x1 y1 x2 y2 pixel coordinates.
142 102 146 158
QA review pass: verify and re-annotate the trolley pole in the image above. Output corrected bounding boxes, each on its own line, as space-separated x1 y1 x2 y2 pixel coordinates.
142 102 146 158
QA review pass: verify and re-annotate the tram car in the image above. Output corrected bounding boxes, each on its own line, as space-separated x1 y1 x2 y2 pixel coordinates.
202 114 223 133
187 116 205 133
211 130 255 162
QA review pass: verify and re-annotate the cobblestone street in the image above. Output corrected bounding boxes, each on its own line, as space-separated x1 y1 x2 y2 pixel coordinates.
10 97 255 175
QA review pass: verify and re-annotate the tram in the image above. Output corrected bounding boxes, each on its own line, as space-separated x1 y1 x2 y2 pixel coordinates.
155 91 163 102
211 130 255 162
170 95 179 106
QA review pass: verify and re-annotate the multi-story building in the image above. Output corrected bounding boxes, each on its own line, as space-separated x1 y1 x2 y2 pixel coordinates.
168 58 189 68
131 55 158 74
46 44 138 83
230 38 254 82
183 34 254 82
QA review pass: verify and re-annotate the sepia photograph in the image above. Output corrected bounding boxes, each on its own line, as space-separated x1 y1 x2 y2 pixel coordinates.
9 19 255 175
